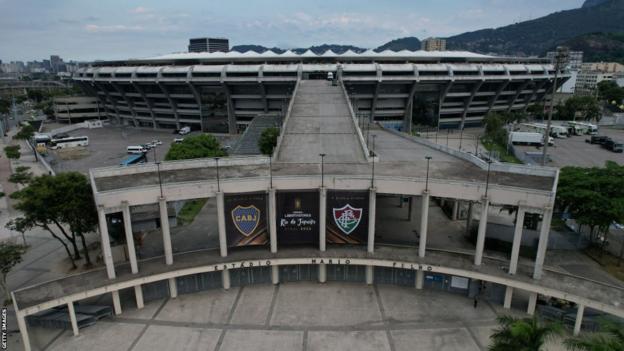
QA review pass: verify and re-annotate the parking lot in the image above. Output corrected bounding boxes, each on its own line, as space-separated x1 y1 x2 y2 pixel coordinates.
515 126 624 168
42 125 239 174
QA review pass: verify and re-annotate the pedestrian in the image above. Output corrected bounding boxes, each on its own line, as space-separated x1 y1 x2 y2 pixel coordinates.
473 297 478 308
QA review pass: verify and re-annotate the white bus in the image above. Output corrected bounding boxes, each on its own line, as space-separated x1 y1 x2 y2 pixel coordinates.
49 136 89 150
127 145 148 154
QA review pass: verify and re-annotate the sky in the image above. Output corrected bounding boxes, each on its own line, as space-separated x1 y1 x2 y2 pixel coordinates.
0 0 585 62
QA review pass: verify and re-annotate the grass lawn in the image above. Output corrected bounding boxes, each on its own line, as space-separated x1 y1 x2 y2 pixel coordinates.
177 198 208 225
481 138 523 164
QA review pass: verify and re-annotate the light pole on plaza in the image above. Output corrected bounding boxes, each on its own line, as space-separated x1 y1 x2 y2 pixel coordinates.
269 154 273 188
542 46 568 166
425 156 432 192
215 157 221 192
484 159 493 199
319 153 326 188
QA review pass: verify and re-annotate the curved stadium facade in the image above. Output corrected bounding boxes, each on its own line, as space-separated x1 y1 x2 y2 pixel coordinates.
73 50 567 132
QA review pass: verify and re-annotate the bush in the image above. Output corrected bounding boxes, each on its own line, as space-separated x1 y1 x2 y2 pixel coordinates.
258 127 280 155
165 134 227 161
4 145 21 160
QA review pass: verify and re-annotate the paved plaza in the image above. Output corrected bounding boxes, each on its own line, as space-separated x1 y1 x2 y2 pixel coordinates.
7 282 571 351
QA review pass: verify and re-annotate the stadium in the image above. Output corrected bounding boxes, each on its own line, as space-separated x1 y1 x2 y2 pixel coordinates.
72 50 565 132
14 51 624 351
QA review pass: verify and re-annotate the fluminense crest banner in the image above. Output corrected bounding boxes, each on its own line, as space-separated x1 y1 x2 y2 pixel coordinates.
327 191 369 244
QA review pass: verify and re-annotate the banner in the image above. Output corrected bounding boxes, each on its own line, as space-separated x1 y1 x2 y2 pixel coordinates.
276 190 319 245
224 193 268 247
327 191 369 244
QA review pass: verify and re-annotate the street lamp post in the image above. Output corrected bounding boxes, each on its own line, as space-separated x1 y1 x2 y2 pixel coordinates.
215 157 221 192
425 156 432 192
371 151 376 188
484 160 493 199
371 134 377 156
156 162 163 197
319 153 326 188
269 155 273 188
542 46 568 166
459 127 464 151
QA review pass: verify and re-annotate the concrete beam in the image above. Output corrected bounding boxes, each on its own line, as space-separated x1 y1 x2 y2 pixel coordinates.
370 82 380 123
157 82 180 129
486 80 510 116
403 81 418 132
507 80 531 112
260 83 268 113
504 286 513 309
460 80 484 130
131 82 157 129
533 207 553 279
574 304 585 335
159 197 173 266
509 207 526 275
269 188 278 253
92 81 121 123
67 302 79 336
110 82 139 127
223 83 237 134
122 201 139 274
134 285 144 309
187 83 205 132
474 198 489 266
319 187 327 252
97 207 116 279
527 292 537 315
111 290 122 315
217 191 228 257
523 80 548 113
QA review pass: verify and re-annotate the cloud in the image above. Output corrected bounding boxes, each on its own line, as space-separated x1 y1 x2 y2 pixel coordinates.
129 6 150 14
84 24 144 33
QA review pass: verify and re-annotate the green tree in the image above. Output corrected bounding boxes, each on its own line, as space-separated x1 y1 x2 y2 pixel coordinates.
489 316 561 351
165 134 227 161
0 241 27 303
9 166 33 186
0 98 10 115
14 124 34 140
598 80 624 105
4 145 21 160
556 162 624 250
556 96 601 121
564 320 624 351
483 112 508 146
8 172 98 268
258 127 280 155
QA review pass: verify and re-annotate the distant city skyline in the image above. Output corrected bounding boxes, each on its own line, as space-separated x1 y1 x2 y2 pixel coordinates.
0 0 584 62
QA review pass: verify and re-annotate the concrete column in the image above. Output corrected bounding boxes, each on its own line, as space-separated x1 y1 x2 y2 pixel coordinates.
527 292 537 315
159 197 173 265
111 290 122 315
222 269 231 290
68 302 79 336
216 192 228 257
271 265 279 284
509 208 526 275
503 286 513 309
407 196 413 221
533 208 553 279
134 285 144 309
319 187 327 252
14 310 31 351
416 270 424 289
319 264 327 283
419 191 430 258
452 200 459 221
574 305 585 335
474 198 489 266
168 278 178 298
465 202 474 236
365 265 373 285
368 188 376 253
122 201 138 274
97 207 116 279
269 188 277 253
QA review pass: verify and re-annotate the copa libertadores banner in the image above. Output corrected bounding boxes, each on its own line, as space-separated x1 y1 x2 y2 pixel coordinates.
224 192 269 247
326 190 369 244
276 190 319 245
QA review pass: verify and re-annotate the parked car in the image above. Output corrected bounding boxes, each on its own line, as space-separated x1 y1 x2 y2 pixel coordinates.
586 135 610 145
151 139 163 146
602 139 624 153
173 138 184 143
179 126 191 135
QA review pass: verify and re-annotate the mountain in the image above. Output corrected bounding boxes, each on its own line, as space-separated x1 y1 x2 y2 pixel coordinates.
583 0 610 7
374 37 421 52
559 32 624 63
446 0 624 56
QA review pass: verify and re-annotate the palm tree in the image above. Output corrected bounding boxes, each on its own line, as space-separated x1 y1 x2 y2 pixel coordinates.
564 320 624 351
489 316 562 351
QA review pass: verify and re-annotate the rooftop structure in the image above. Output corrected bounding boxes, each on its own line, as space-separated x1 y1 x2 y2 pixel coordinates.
73 50 567 132
188 37 229 53
423 37 447 52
